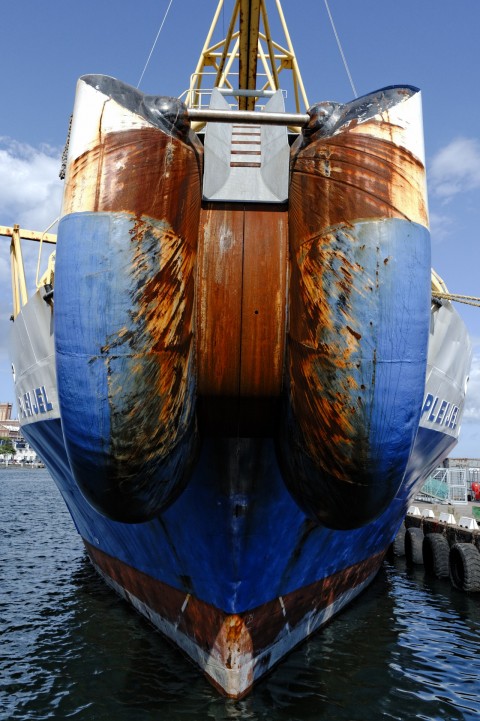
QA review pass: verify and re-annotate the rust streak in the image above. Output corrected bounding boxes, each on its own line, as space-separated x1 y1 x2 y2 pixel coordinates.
63 127 203 248
289 130 428 252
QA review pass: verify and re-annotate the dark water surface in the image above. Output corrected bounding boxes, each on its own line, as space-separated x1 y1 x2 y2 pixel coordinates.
1 468 480 721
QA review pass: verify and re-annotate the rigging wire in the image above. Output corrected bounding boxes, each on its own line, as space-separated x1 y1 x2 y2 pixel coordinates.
323 0 358 98
137 0 175 88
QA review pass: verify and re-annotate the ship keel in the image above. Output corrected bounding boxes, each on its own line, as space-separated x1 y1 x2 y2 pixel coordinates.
85 540 383 697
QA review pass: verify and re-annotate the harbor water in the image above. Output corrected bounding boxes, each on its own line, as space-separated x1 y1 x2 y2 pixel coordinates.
1 468 480 721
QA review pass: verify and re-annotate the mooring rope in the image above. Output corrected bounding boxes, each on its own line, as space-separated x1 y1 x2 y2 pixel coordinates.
433 292 480 308
323 0 358 99
137 0 175 88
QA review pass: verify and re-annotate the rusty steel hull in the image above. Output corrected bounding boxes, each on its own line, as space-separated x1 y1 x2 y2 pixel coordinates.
10 76 472 697
279 87 431 529
197 201 288 435
280 217 430 528
56 77 203 522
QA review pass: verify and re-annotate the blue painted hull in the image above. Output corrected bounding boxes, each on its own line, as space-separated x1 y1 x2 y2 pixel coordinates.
22 417 451 614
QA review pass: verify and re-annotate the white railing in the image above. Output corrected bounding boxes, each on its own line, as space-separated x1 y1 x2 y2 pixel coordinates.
180 72 287 111
417 467 469 505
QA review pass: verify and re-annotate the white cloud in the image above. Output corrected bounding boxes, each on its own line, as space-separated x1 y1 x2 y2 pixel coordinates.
0 137 63 231
429 137 480 201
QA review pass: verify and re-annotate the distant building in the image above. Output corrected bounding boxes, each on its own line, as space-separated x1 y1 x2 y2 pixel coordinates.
0 402 13 421
446 457 480 470
0 401 40 464
0 418 21 443
13 438 39 463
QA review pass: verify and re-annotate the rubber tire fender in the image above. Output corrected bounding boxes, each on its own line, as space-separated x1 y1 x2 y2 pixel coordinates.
405 527 424 565
392 524 406 557
422 533 449 578
449 543 480 592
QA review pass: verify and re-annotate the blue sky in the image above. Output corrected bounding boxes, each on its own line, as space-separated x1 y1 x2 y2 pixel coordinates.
1 0 479 457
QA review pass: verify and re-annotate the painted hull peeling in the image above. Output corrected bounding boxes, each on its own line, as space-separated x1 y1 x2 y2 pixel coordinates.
56 76 203 522
282 89 432 528
8 68 472 699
